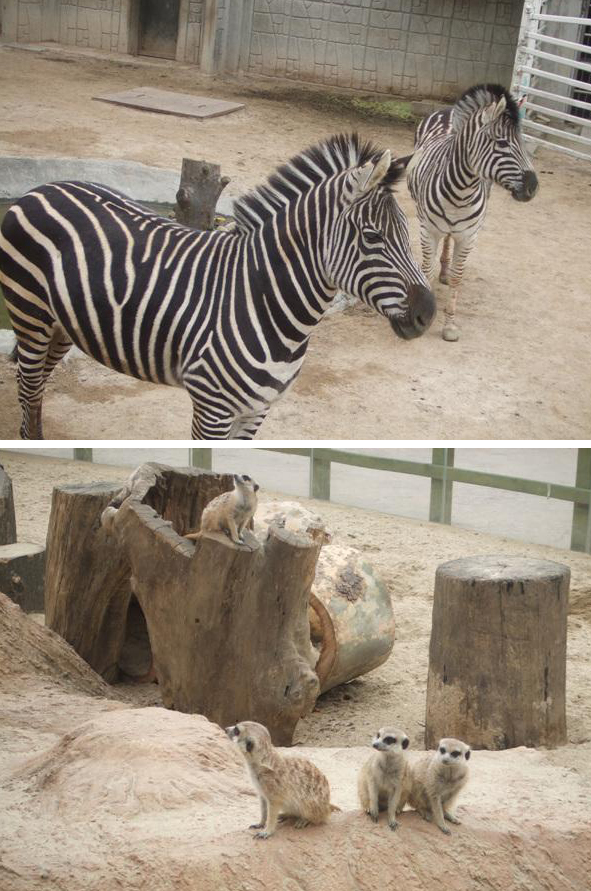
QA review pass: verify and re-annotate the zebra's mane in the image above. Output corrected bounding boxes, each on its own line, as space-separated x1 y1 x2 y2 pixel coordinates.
233 133 401 234
452 83 519 133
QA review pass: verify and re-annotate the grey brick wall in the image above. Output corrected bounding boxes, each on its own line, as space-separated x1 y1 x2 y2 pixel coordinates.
247 1 524 100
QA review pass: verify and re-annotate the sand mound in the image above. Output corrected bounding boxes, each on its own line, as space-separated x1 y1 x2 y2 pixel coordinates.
13 707 247 818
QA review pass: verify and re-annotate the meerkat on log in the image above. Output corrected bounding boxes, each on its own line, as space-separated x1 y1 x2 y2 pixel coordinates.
226 721 337 839
357 727 412 830
408 737 471 835
185 473 259 546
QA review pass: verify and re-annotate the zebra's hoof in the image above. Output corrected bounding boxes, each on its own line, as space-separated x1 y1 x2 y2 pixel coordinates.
439 271 450 285
442 325 460 342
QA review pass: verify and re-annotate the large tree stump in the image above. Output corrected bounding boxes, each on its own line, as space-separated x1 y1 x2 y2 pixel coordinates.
45 464 321 744
425 556 569 750
175 158 230 229
0 465 17 546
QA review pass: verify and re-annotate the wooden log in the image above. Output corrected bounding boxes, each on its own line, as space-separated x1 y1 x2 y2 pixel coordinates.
45 464 321 744
425 556 569 750
0 465 17 546
175 158 230 229
44 467 234 683
0 543 45 612
44 481 132 683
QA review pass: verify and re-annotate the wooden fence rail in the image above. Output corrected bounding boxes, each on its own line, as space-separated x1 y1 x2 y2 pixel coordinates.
72 448 591 554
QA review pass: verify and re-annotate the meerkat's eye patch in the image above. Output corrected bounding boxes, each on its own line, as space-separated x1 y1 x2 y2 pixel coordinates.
383 736 395 745
452 751 461 758
243 474 251 482
246 739 254 753
232 725 240 736
402 737 409 750
465 750 471 761
439 746 446 754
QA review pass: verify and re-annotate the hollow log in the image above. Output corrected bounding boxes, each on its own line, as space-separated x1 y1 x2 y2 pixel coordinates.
0 465 17 546
45 464 321 744
425 555 569 750
175 158 230 229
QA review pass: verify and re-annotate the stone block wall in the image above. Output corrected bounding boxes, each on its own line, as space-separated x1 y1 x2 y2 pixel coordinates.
2 0 525 101
246 0 524 99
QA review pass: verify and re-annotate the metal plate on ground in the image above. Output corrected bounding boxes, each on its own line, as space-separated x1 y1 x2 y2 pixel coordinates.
94 87 245 120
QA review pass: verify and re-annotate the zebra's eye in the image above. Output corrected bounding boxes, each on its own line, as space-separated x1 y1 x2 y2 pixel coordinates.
363 229 383 245
496 139 510 148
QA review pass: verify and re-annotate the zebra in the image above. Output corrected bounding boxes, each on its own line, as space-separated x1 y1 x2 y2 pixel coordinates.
0 133 436 440
407 83 538 342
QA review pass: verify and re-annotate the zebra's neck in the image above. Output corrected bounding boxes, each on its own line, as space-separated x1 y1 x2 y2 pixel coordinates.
445 134 487 203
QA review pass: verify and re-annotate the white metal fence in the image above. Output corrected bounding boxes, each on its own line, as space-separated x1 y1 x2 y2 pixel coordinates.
512 0 591 161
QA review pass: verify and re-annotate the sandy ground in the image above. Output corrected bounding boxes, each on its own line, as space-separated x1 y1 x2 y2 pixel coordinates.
2 449 591 762
0 45 590 440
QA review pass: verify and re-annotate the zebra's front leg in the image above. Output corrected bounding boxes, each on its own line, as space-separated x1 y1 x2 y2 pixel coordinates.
439 235 453 285
442 237 474 343
419 226 441 284
229 409 269 440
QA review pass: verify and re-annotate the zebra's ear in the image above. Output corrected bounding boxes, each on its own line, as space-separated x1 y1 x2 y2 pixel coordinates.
482 95 507 125
347 149 392 200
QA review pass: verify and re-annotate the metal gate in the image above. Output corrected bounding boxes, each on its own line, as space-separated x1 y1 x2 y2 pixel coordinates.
512 1 591 161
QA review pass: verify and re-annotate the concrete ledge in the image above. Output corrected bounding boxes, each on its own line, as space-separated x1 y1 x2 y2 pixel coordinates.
0 543 45 612
0 156 235 215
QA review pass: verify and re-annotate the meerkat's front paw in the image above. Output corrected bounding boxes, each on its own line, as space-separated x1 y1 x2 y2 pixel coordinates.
444 813 461 824
254 830 273 839
368 809 379 823
438 825 452 835
293 818 310 829
249 822 264 829
388 819 399 831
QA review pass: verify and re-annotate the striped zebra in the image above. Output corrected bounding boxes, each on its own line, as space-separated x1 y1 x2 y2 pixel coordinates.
407 84 538 341
0 133 435 440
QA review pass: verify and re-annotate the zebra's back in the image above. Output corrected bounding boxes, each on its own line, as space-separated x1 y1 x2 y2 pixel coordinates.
0 181 217 385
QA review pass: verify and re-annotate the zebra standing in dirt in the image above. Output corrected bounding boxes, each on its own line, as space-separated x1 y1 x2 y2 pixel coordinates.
0 133 436 440
407 83 538 341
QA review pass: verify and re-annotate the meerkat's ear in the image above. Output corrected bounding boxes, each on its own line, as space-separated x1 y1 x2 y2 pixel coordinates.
254 482 260 492
246 739 254 753
402 737 409 750
465 749 471 760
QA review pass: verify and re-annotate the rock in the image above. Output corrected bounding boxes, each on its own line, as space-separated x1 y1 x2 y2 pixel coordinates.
0 542 45 612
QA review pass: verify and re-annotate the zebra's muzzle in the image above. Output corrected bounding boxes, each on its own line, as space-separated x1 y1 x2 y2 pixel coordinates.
511 170 539 203
390 283 436 340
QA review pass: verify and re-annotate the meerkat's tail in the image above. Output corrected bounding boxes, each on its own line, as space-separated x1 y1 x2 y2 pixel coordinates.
184 530 202 541
330 803 342 813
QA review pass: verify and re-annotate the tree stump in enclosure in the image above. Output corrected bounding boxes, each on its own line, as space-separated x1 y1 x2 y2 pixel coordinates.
0 465 17 546
175 158 230 229
425 556 569 750
255 502 395 695
45 464 321 744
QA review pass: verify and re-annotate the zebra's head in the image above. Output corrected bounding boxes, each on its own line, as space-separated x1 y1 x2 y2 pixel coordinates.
325 151 436 340
456 84 538 203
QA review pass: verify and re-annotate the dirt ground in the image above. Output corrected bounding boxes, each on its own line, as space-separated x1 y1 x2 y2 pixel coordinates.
3 450 591 761
0 44 590 440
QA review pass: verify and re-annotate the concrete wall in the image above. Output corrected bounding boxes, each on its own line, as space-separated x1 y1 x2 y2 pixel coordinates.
243 0 524 99
1 0 525 100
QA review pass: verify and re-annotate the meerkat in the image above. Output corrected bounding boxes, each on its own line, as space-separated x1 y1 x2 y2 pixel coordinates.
185 474 259 546
226 721 336 839
407 737 471 835
357 727 412 830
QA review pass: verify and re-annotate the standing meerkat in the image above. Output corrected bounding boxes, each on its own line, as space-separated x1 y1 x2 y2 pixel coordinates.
226 721 337 839
407 737 471 834
357 727 412 830
185 474 259 545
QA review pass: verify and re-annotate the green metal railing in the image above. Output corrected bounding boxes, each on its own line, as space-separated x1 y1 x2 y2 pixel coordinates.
72 448 591 554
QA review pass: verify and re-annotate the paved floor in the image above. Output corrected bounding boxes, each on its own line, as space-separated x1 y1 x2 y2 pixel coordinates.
7 447 580 550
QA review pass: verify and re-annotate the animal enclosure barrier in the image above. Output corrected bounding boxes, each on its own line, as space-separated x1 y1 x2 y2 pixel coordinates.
70 448 591 554
512 1 591 161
